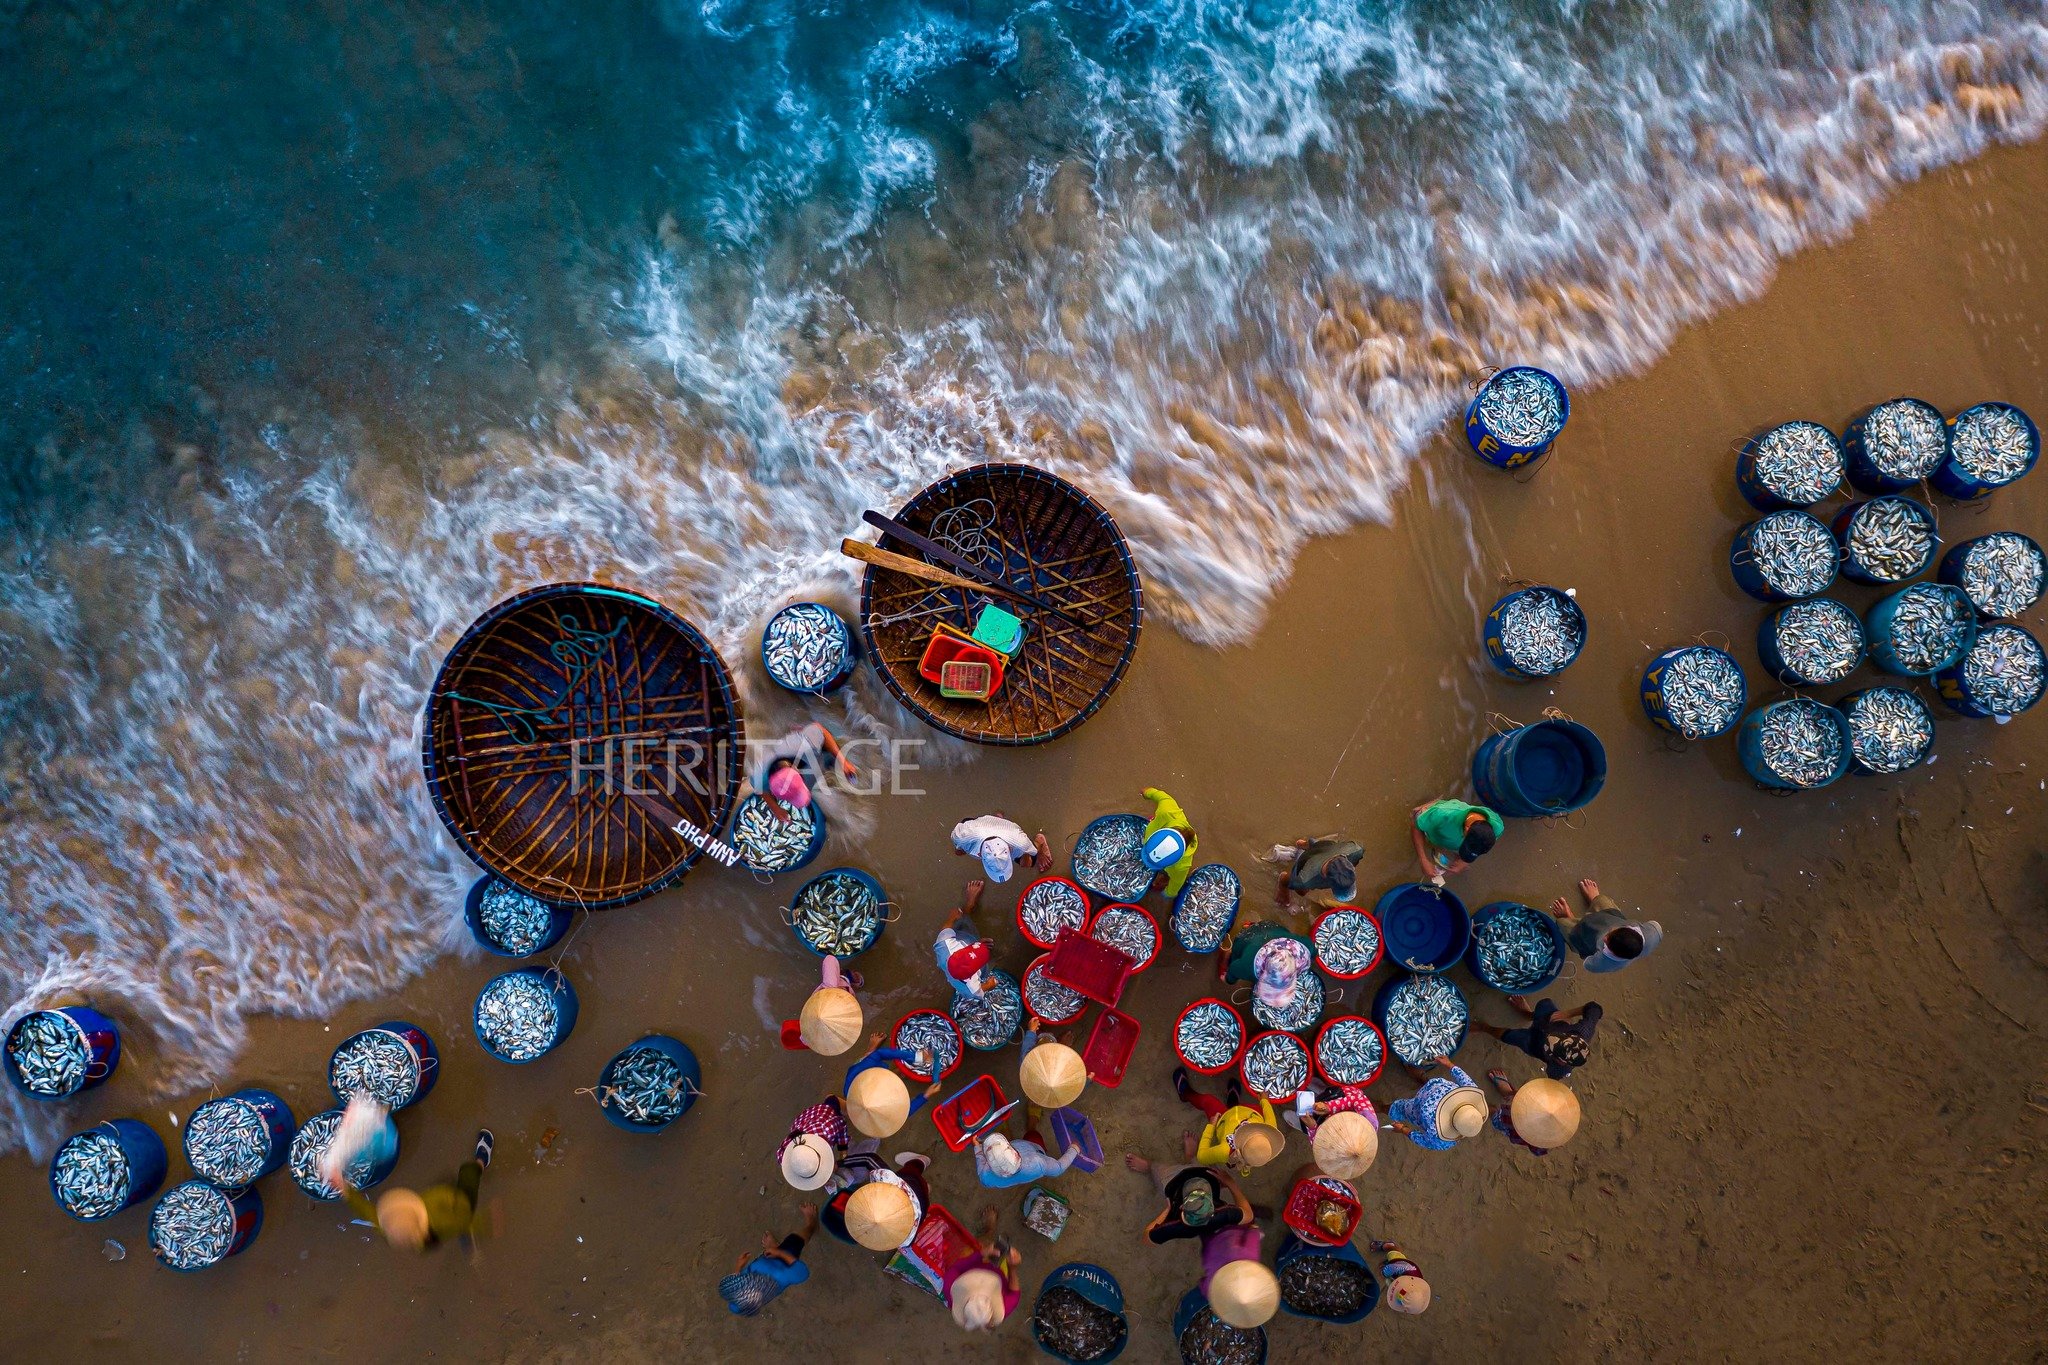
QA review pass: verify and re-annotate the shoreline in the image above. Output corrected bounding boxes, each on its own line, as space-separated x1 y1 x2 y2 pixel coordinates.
5 137 2048 1361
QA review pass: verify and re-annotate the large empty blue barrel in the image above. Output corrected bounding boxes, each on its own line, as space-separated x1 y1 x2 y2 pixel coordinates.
1372 884 1469 974
1471 720 1606 818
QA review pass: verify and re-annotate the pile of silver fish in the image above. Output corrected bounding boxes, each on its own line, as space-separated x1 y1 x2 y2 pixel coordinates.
1960 624 2046 717
1958 534 2045 618
1070 814 1152 901
1175 1001 1243 1071
288 1109 381 1199
1948 403 2035 484
1656 647 1746 737
1313 1018 1384 1085
1380 975 1469 1066
790 872 881 955
475 972 562 1062
602 1046 691 1126
150 1181 237 1270
1844 688 1935 773
1031 1284 1121 1358
1476 369 1565 446
1747 510 1838 597
51 1130 131 1218
1769 598 1862 684
729 794 820 874
1279 1254 1374 1318
1756 699 1846 787
1311 909 1381 976
1251 968 1325 1034
894 1013 960 1079
184 1097 272 1187
1023 959 1086 1023
1239 1031 1310 1098
1179 1306 1264 1365
1019 879 1089 944
1088 905 1158 966
1171 864 1238 952
951 969 1024 1050
329 1030 421 1108
476 879 559 955
762 604 848 690
1844 499 1934 581
1496 590 1583 675
1858 398 1947 481
1472 905 1559 989
1880 584 1974 673
1749 421 1843 504
5 1010 88 1097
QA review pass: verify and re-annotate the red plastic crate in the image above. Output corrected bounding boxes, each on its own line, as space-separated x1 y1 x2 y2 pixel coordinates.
1043 927 1133 1007
918 629 1005 690
931 1075 1017 1152
1081 1006 1140 1088
1086 902 1161 973
886 1203 983 1296
1283 1175 1362 1248
1023 953 1087 1025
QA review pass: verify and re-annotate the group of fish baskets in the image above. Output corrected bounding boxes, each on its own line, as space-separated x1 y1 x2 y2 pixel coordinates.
1643 396 2042 790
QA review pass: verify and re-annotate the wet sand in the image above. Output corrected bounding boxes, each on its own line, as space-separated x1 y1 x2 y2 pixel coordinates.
7 139 2048 1362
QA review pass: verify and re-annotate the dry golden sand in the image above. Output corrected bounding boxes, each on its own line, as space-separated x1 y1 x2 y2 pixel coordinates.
6 140 2048 1363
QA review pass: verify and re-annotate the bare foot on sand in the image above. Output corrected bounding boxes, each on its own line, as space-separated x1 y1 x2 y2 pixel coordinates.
962 879 984 911
1580 878 1600 902
1033 832 1052 865
1550 896 1571 918
1124 1153 1151 1173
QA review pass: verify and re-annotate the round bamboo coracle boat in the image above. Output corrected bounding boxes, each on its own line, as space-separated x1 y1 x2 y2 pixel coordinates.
858 464 1143 745
421 583 744 909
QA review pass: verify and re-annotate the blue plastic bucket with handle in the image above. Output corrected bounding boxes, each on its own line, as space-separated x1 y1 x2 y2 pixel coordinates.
761 601 861 695
1372 884 1469 974
1832 496 1937 585
1482 586 1585 680
474 968 580 1063
1173 1287 1268 1364
462 875 574 958
1729 511 1840 603
149 1181 263 1271
1864 584 1976 676
49 1119 169 1220
1465 902 1567 993
1756 599 1866 686
784 867 890 958
1844 397 1948 494
1372 973 1470 1066
1737 700 1852 790
1935 622 2046 719
329 1021 440 1110
183 1088 297 1184
1931 402 2038 500
1032 1262 1129 1364
4 1005 122 1100
1275 1234 1379 1324
1639 646 1747 738
1462 366 1568 470
598 1034 701 1133
1471 719 1606 818
1735 421 1844 510
1938 532 2047 620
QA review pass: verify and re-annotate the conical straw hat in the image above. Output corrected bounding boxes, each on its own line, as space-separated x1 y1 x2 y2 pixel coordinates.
847 1066 911 1138
1020 1042 1087 1108
846 1180 916 1250
1311 1109 1378 1179
800 987 863 1056
1510 1077 1581 1148
1232 1121 1283 1168
1209 1259 1279 1327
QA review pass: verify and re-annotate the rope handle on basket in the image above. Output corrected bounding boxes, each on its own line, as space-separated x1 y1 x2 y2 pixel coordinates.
877 899 904 925
1510 438 1561 484
575 1076 707 1112
1485 711 1523 737
1538 705 1574 723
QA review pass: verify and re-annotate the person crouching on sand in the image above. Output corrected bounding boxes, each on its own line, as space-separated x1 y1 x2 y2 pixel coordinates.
719 1203 818 1317
1410 798 1503 883
950 813 1052 883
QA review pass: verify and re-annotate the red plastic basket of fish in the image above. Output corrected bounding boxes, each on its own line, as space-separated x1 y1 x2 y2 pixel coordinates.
1022 953 1088 1026
1237 1029 1311 1102
1283 1174 1362 1248
890 1010 964 1083
1173 998 1246 1076
1043 926 1134 1007
1080 1006 1140 1088
1085 902 1161 973
1311 1015 1387 1089
1309 905 1384 980
1015 876 1092 950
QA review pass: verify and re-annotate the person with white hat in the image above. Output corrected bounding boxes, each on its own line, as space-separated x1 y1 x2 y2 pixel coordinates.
778 956 865 1054
943 1207 1023 1333
1140 787 1199 896
1368 1236 1432 1315
1207 1258 1281 1329
1484 1071 1582 1155
1385 1055 1486 1151
950 813 1052 883
776 1093 851 1189
718 1202 819 1317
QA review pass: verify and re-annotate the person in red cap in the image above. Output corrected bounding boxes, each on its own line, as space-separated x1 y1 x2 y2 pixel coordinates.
933 880 993 999
752 722 858 819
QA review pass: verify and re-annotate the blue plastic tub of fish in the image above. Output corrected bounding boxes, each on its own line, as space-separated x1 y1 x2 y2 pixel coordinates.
1373 884 1469 974
760 602 861 695
726 792 830 878
1275 1234 1379 1324
1932 401 2038 500
1071 813 1153 903
49 1119 169 1221
1736 421 1845 510
1482 586 1585 681
329 1021 441 1110
1844 397 1949 494
1639 645 1747 739
1465 902 1567 993
1864 584 1977 677
4 1004 122 1100
1939 532 2047 620
1371 973 1470 1066
288 1107 398 1200
1032 1262 1129 1364
784 866 889 958
1935 622 2046 719
1462 366 1569 469
474 968 580 1064
1832 496 1938 586
1836 686 1937 776
148 1180 263 1272
1472 719 1606 818
598 1034 701 1133
1169 864 1240 953
1756 598 1866 687
1729 511 1841 603
1737 699 1853 790
463 875 574 958
182 1088 296 1186
1173 1286 1267 1364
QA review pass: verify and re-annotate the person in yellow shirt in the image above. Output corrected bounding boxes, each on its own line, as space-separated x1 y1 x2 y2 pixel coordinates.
1141 787 1199 897
1171 1066 1284 1174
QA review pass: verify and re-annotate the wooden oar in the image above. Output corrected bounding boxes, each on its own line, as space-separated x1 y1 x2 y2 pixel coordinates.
839 539 1044 614
861 509 1093 630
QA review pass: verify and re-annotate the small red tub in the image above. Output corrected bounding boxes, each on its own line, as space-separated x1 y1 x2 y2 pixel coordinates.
1086 902 1161 973
1016 876 1092 950
1311 1015 1387 1089
1310 905 1384 980
1173 998 1246 1076
1022 953 1088 1026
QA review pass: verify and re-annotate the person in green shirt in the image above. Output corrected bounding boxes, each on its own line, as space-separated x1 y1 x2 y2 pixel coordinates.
342 1129 493 1252
1410 799 1503 882
1140 787 1198 897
